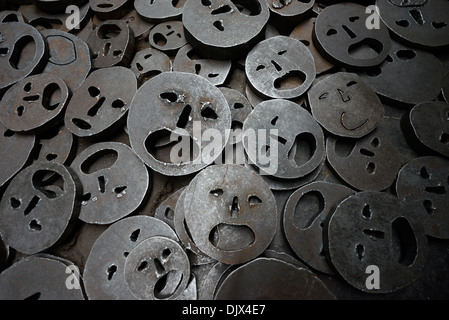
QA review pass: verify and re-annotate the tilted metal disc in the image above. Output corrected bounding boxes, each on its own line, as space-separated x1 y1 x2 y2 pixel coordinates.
246 36 316 100
376 0 449 48
215 257 336 299
313 2 391 68
308 72 384 138
243 99 326 179
183 164 277 265
0 255 84 300
148 21 187 55
83 216 178 300
396 156 449 239
128 72 232 176
326 131 402 191
70 142 150 225
327 191 428 293
182 0 270 60
0 73 70 133
135 0 186 23
401 101 449 158
0 162 80 255
283 181 355 274
124 236 191 300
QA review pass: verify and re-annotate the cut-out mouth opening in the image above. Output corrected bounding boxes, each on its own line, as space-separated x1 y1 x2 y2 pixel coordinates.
154 270 184 300
230 0 262 16
10 35 36 71
209 223 255 251
391 217 418 267
348 38 384 61
32 170 64 198
288 132 317 167
97 24 122 40
273 70 306 91
80 149 118 174
293 190 325 229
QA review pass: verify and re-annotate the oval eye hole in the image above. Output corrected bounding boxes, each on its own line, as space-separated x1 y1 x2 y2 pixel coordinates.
347 81 357 87
210 188 224 197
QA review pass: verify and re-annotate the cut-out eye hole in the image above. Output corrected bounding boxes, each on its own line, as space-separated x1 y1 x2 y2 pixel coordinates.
213 20 225 31
210 188 224 197
362 204 372 220
162 248 171 259
347 81 357 87
160 91 179 103
107 265 117 281
24 82 32 92
271 116 279 125
395 19 410 27
278 50 287 55
233 103 244 109
248 195 262 205
165 207 174 220
349 16 360 22
211 5 232 15
29 219 42 231
88 86 100 97
420 167 430 179
366 162 376 174
201 105 218 120
423 199 434 214
356 244 364 260
10 197 21 209
130 229 140 242
202 0 211 6
396 50 416 61
319 93 328 100
371 137 380 148
111 99 125 109
256 65 265 71
137 260 148 272
327 29 337 36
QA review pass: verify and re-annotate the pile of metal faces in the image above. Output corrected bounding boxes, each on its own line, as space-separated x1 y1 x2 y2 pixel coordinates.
0 0 448 300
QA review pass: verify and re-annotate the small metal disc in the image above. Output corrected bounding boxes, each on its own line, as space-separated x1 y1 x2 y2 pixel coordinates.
135 0 186 23
149 21 187 55
83 216 179 300
124 236 191 300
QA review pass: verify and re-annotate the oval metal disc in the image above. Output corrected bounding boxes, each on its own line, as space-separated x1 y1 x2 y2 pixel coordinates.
308 72 384 138
401 101 449 158
0 74 70 133
32 124 75 165
327 191 428 293
0 255 84 300
148 21 187 55
246 36 316 100
326 132 402 191
313 2 391 68
135 0 186 23
83 216 178 300
128 72 232 177
183 164 277 265
70 142 150 225
283 181 355 274
182 0 270 60
65 66 137 138
376 0 449 48
0 162 80 255
396 156 449 239
129 48 172 85
124 236 191 300
243 99 326 179
215 257 336 299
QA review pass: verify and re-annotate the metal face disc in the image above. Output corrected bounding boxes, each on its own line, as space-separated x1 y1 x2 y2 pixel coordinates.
358 40 443 106
40 29 91 93
0 74 70 133
83 216 178 300
90 0 131 20
183 164 277 265
0 22 47 92
327 191 428 293
289 17 334 75
243 99 325 179
87 20 135 69
308 72 384 138
215 257 336 299
246 36 316 100
283 181 355 274
182 0 270 60
65 66 137 138
0 162 80 255
148 21 187 55
376 0 449 48
401 101 449 158
70 142 150 225
396 156 449 239
128 72 232 177
0 255 84 300
313 3 391 68
173 44 232 86
135 0 187 23
130 48 172 85
32 124 75 165
326 132 402 191
124 236 191 300
0 123 35 188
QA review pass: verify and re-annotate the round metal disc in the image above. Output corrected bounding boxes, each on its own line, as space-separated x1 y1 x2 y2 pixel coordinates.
83 216 178 300
183 164 277 265
0 161 80 255
327 191 428 293
124 236 191 300
128 72 232 177
246 36 316 100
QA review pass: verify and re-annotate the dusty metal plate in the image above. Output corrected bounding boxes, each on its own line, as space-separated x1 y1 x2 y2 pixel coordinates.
327 191 428 293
